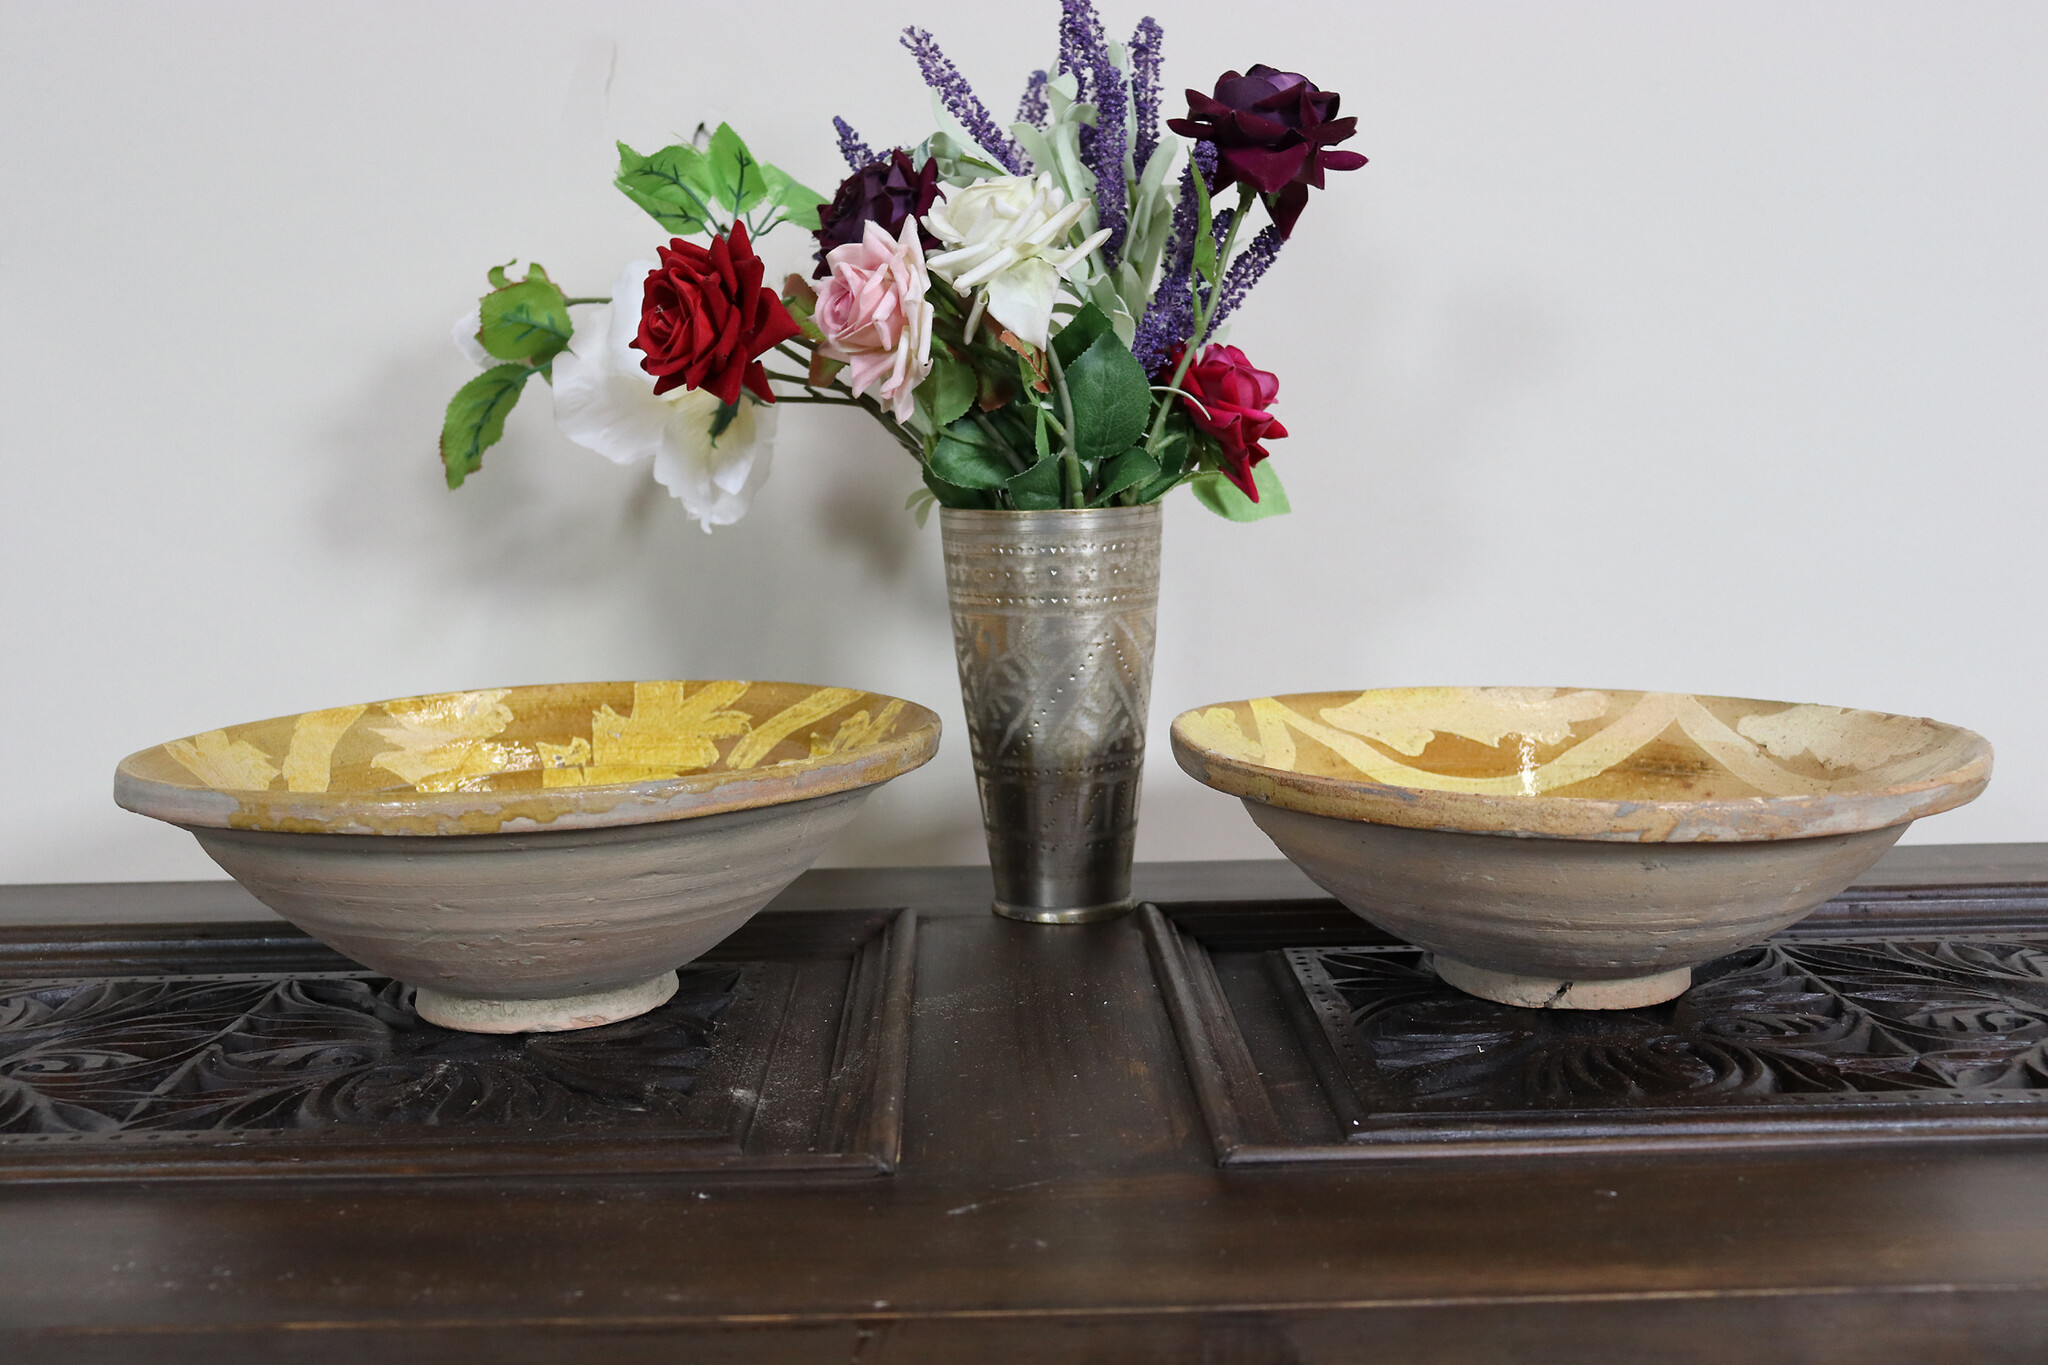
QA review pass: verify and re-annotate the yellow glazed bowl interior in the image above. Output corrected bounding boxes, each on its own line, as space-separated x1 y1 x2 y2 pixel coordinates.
1171 686 1990 842
117 680 944 836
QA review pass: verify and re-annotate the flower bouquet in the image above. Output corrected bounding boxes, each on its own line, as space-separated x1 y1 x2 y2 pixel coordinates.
440 1 1364 531
438 0 1366 919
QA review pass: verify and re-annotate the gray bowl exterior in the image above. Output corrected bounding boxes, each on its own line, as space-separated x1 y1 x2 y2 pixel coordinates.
188 787 871 1003
1244 801 1907 982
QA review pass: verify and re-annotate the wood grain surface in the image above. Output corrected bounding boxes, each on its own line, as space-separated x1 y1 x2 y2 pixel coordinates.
3 849 2047 1362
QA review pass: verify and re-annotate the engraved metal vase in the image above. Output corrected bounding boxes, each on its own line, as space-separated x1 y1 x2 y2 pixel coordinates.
941 505 1161 924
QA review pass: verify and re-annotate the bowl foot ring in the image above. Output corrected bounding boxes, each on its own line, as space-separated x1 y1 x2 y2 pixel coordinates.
1432 957 1692 1010
412 970 680 1034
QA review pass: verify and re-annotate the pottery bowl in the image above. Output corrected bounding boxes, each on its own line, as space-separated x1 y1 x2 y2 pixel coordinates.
117 681 941 1032
1171 687 1990 1009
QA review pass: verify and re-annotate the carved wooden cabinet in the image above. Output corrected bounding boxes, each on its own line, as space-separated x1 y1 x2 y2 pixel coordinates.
5 849 2048 1362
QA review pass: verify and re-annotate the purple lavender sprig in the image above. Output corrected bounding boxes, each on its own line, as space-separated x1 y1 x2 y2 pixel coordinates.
1198 207 1236 312
1054 0 1128 264
1207 224 1283 332
1055 4 1098 109
1018 69 1051 128
1128 17 1164 175
1089 57 1130 263
1131 277 1192 377
1131 145 1217 374
833 118 874 171
1160 144 1216 288
901 28 1027 174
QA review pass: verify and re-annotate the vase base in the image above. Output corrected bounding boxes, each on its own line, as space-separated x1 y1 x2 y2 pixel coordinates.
1432 956 1692 1010
992 898 1135 925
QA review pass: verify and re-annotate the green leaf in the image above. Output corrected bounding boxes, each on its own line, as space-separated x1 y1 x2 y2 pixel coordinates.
707 123 768 214
476 266 572 363
1051 302 1115 370
1191 463 1291 521
781 288 826 344
1250 460 1291 513
762 164 827 231
929 418 1016 489
919 130 1009 187
1006 453 1064 510
1008 124 1061 193
708 401 741 442
922 465 996 509
1063 331 1154 462
1129 425 1191 503
1132 471 1184 503
1150 424 1192 481
1091 448 1161 505
982 401 1037 457
905 484 938 528
440 364 534 489
615 141 719 236
1192 162 1219 284
915 353 978 430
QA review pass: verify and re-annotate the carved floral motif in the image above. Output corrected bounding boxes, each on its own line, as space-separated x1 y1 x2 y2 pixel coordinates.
0 968 740 1135
1295 938 2048 1111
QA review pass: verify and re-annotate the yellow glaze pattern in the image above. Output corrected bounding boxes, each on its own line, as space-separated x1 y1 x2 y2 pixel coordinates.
1172 687 1991 843
117 681 944 836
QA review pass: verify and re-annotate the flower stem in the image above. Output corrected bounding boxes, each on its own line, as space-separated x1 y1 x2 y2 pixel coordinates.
1142 185 1254 457
1044 344 1084 508
972 414 1031 475
769 339 925 460
764 369 850 391
562 296 610 307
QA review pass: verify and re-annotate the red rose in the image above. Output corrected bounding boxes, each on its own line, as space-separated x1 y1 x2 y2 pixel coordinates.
633 221 801 406
1176 344 1288 501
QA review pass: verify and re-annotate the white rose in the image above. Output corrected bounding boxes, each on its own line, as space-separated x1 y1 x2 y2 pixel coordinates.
924 173 1112 350
550 260 776 533
451 303 494 369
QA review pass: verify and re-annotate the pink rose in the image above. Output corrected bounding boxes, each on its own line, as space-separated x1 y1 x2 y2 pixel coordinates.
814 217 935 423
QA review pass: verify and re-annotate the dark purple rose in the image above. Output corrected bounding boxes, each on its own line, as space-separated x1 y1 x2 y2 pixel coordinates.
1167 64 1367 237
812 149 942 278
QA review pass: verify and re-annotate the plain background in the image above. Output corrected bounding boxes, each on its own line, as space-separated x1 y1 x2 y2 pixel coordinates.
2 1 2041 883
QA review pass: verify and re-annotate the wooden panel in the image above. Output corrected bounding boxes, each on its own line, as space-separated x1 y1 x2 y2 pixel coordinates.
1143 883 2048 1163
0 910 915 1182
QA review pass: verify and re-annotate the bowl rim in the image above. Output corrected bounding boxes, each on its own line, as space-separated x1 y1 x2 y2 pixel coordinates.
115 679 943 837
1169 685 1992 843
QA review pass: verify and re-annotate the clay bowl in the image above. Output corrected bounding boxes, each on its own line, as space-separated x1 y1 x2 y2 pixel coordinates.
1171 687 1990 1009
117 681 941 1032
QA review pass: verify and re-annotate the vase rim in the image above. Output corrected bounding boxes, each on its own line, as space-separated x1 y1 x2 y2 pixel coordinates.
938 504 1161 526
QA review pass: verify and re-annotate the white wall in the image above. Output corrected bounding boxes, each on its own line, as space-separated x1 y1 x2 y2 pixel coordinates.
3 1 2042 883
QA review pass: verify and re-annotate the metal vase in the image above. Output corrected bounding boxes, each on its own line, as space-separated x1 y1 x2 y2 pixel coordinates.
940 505 1162 924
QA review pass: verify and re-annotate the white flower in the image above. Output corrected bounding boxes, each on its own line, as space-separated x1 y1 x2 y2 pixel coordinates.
451 304 494 369
551 260 776 533
924 173 1113 351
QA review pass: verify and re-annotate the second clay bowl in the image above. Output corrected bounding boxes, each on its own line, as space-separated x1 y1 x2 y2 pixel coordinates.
1171 687 1990 1009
